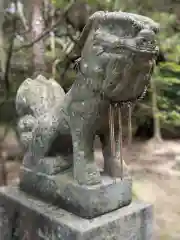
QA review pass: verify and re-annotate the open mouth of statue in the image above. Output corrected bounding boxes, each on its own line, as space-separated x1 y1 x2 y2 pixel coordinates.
107 40 158 56
136 40 159 54
119 43 159 55
112 30 159 55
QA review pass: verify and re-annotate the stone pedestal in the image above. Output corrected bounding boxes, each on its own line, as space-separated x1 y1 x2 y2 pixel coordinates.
19 167 132 219
0 186 153 240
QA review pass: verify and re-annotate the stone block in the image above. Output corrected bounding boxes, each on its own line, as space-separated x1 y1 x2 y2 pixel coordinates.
0 185 153 240
19 167 132 219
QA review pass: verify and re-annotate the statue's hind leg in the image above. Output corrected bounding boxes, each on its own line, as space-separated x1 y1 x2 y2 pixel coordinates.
22 114 59 170
22 109 69 174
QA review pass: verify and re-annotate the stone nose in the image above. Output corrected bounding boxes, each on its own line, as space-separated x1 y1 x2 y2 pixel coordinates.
139 29 156 41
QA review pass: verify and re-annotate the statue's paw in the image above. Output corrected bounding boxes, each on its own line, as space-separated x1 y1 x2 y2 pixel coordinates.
74 163 101 185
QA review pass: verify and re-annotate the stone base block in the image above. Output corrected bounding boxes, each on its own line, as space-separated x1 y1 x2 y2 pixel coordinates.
19 167 132 219
0 186 153 240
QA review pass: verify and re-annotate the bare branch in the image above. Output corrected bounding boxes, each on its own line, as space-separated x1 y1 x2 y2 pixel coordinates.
3 16 17 97
14 1 74 52
0 124 10 186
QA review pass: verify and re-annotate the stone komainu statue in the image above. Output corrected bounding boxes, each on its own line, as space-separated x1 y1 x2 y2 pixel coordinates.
16 11 159 185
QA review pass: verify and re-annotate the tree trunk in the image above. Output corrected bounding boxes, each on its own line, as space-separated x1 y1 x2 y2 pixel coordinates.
113 0 121 10
31 0 46 75
0 0 6 75
0 151 7 186
151 76 163 142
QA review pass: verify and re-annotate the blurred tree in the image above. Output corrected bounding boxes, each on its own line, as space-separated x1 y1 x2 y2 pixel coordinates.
150 69 163 142
32 0 46 75
0 0 179 139
125 10 180 139
0 0 6 78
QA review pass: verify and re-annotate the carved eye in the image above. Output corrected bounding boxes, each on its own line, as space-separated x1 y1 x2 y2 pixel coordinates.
137 37 146 44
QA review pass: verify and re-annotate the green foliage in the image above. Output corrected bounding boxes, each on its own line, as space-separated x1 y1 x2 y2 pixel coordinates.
153 13 180 130
51 0 68 8
129 10 180 135
156 62 180 127
51 1 180 135
2 0 179 136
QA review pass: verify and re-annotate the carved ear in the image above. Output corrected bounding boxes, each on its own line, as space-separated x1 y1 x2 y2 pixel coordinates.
78 11 106 51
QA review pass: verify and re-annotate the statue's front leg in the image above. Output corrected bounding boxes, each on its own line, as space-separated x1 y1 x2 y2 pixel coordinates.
71 126 101 185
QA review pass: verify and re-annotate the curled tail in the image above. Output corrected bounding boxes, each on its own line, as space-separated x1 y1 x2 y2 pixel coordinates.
15 75 65 151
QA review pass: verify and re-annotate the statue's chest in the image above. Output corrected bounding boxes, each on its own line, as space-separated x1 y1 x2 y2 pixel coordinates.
105 58 151 90
126 63 151 82
102 57 153 103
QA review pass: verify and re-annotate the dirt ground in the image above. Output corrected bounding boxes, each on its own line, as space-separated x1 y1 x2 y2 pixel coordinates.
2 136 180 239
124 139 180 239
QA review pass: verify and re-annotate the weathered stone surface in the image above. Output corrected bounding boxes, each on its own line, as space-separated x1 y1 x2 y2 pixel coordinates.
0 186 153 240
10 11 158 239
16 75 68 151
19 166 132 219
15 11 159 187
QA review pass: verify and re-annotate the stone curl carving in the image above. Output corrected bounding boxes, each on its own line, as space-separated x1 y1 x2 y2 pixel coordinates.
16 11 159 185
